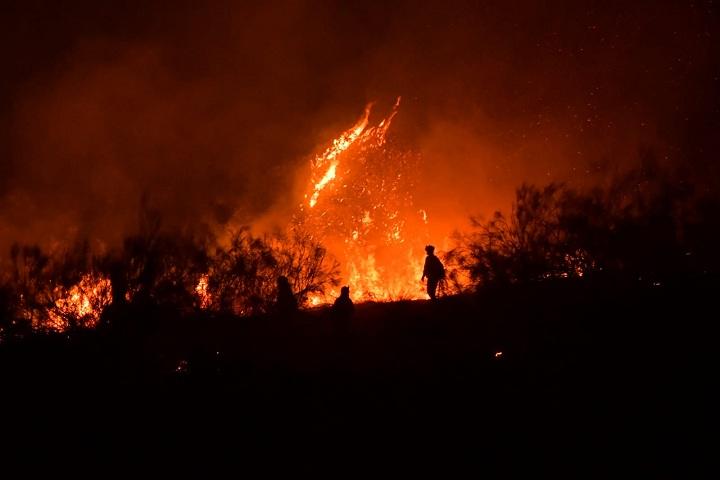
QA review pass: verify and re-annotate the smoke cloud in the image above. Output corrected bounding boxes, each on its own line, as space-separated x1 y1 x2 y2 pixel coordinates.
1 0 717 252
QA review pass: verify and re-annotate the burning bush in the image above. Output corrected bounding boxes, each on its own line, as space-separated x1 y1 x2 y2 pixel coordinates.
98 198 213 312
0 223 338 332
6 243 111 331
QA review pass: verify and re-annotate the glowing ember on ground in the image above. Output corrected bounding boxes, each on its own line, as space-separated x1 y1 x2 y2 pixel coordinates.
494 351 503 358
298 98 431 303
175 360 189 373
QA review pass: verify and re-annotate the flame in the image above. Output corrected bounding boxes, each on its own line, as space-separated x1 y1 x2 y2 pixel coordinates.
308 103 372 208
419 209 428 224
195 274 211 309
300 97 431 304
47 273 112 330
309 163 337 208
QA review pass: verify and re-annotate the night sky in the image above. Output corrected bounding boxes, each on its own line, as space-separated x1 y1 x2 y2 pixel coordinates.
0 0 717 250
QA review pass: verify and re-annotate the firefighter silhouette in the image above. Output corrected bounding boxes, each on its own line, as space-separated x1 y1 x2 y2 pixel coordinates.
421 245 445 300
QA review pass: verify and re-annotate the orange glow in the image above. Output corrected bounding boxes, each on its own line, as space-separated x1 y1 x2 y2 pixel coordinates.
299 97 430 304
195 274 211 309
308 103 372 208
309 163 338 208
47 273 112 330
308 295 324 307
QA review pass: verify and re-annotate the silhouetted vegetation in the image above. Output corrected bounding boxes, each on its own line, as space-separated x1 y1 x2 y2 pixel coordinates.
447 158 719 290
207 227 339 315
1 159 718 336
0 162 716 474
0 203 339 334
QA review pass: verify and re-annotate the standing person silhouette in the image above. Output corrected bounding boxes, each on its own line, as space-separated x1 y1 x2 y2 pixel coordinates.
332 285 354 338
421 245 445 300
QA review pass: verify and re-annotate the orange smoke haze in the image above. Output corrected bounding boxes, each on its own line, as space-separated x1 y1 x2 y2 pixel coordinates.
0 1 717 263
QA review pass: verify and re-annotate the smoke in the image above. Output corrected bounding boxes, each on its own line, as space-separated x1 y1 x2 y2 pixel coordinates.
0 0 717 253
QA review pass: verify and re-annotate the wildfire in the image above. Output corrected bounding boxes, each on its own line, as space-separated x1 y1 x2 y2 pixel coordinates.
308 103 370 208
300 97 430 304
47 273 112 330
309 163 338 208
195 274 211 309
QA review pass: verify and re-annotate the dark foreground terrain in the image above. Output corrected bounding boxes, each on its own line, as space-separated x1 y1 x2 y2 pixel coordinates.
1 277 717 475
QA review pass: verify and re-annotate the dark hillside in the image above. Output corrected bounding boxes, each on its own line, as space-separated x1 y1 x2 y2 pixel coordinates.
1 277 716 474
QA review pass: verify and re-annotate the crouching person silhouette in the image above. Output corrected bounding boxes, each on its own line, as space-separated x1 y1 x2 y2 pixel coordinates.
421 245 445 300
332 286 354 319
275 276 298 316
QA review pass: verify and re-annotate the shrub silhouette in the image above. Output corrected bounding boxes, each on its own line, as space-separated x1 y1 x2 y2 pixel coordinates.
448 183 572 286
208 226 339 315
450 158 714 289
2 157 717 332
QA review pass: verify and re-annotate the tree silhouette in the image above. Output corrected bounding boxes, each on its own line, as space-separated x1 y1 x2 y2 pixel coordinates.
450 159 708 290
208 226 339 315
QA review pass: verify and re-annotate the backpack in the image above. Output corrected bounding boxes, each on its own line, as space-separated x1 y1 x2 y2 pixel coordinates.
430 256 445 279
